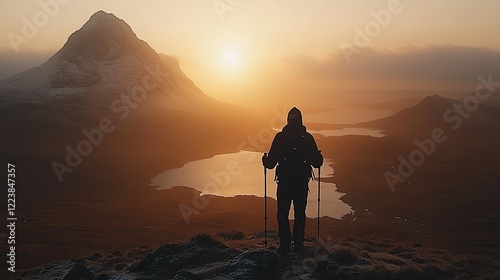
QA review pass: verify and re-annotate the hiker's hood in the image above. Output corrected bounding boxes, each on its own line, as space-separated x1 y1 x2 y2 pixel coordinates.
287 107 303 127
283 107 306 133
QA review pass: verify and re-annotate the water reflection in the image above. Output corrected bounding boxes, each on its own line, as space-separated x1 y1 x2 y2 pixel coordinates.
151 151 352 219
310 128 385 137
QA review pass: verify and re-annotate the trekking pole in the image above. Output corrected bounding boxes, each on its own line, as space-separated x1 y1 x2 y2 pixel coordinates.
264 153 268 249
317 150 322 243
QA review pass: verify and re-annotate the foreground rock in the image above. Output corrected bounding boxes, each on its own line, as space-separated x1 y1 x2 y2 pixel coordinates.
12 233 500 280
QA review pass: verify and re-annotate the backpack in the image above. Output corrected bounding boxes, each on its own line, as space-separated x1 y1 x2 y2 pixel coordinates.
276 130 313 182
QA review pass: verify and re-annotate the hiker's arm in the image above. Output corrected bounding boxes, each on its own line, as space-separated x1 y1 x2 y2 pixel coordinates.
306 134 323 168
262 133 283 169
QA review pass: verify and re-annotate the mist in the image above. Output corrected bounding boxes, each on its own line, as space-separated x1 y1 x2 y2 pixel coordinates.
0 49 53 80
3 45 500 108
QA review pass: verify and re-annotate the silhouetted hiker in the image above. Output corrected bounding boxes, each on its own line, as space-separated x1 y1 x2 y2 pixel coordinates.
262 107 323 254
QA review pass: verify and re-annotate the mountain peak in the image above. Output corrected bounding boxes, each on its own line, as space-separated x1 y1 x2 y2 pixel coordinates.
422 94 454 103
417 94 458 109
57 10 157 64
36 10 164 89
0 10 209 109
79 10 129 34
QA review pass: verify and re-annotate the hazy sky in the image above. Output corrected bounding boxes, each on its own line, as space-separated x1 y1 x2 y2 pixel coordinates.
1 1 500 106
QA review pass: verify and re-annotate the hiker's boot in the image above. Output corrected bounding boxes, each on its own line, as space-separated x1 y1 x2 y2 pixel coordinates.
277 245 291 255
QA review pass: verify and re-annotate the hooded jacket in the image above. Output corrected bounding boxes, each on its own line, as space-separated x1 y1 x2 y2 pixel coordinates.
263 107 323 180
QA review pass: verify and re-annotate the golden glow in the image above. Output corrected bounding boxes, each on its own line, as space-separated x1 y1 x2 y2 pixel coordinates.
221 48 241 70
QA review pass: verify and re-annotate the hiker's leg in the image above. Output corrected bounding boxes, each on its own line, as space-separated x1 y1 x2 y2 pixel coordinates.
277 183 292 249
292 183 309 245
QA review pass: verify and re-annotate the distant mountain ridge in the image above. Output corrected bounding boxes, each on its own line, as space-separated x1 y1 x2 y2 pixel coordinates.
361 94 500 135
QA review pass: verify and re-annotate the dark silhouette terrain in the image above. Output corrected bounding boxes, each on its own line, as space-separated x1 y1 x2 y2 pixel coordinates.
11 232 500 280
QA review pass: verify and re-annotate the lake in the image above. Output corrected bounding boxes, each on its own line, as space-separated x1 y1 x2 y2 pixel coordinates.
150 107 391 219
151 151 352 219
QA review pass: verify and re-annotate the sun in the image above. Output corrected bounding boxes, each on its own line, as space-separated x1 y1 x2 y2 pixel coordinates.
221 48 241 69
